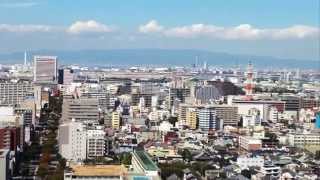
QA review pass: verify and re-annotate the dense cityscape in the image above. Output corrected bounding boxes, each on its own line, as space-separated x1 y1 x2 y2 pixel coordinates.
0 53 318 180
0 1 319 180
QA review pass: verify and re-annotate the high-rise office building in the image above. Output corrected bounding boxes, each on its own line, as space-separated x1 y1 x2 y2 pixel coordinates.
195 86 221 104
34 56 58 83
62 98 100 123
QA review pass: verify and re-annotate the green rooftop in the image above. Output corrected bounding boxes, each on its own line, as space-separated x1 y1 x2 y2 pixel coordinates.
134 151 159 171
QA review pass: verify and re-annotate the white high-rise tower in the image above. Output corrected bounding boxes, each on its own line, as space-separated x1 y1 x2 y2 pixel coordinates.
24 51 27 66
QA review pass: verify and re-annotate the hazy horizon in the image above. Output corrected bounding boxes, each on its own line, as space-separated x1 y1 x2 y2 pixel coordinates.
0 49 318 69
0 0 319 61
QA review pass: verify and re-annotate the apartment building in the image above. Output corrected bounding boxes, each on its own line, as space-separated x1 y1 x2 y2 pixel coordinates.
87 127 105 158
288 133 320 147
198 107 217 131
112 111 120 129
211 104 239 127
0 81 34 105
59 121 87 161
186 108 197 130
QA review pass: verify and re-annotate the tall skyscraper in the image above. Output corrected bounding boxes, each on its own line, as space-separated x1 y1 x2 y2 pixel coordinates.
33 56 58 83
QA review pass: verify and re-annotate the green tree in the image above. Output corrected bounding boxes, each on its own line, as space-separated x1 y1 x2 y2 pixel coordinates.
315 151 320 160
168 116 178 126
120 153 132 165
241 169 252 179
180 149 192 162
159 162 189 179
37 164 48 179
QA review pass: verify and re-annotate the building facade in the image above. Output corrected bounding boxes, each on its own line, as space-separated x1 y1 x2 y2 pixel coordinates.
239 136 262 151
59 121 87 161
198 107 217 131
0 81 33 105
0 149 10 180
87 127 106 158
34 56 58 83
62 98 100 123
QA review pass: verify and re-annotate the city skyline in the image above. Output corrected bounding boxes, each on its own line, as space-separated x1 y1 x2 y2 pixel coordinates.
0 0 319 60
0 1 320 180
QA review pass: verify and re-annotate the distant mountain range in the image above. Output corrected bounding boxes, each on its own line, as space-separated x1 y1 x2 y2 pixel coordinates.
0 49 318 69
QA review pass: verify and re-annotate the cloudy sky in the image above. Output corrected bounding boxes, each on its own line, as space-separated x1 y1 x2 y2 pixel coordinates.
0 0 319 60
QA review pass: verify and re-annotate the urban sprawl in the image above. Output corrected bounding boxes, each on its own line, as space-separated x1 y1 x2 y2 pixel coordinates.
0 53 320 180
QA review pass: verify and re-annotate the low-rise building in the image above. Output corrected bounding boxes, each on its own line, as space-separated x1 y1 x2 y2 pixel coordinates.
64 165 127 180
237 156 264 169
259 162 281 179
131 151 161 179
239 136 262 151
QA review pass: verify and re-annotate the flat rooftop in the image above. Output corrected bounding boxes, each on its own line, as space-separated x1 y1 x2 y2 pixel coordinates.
69 165 127 177
133 151 159 171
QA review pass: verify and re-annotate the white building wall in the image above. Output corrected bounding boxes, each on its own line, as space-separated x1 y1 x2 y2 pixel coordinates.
59 121 87 162
237 156 264 169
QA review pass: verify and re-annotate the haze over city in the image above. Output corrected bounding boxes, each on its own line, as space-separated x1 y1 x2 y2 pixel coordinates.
0 0 319 63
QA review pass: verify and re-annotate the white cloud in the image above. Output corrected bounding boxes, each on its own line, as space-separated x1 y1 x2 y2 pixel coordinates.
164 24 223 38
0 0 39 8
140 20 319 40
0 24 52 32
222 24 263 40
67 20 114 34
139 20 164 33
271 25 319 39
0 2 37 8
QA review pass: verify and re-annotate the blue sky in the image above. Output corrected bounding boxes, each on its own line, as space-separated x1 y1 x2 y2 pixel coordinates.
0 0 319 60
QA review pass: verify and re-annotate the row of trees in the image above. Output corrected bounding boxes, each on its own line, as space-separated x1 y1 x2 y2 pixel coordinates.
37 96 66 180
